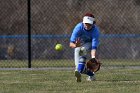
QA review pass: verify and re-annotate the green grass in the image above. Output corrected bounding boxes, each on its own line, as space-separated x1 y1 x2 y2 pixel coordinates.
0 59 140 92
0 69 140 93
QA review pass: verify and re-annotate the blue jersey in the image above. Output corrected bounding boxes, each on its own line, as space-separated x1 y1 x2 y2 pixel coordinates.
70 22 100 49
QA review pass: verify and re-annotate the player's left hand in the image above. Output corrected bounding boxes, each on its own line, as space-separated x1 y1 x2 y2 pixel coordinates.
86 58 101 73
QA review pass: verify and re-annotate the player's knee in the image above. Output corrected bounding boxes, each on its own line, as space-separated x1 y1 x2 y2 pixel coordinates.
79 56 86 62
78 56 86 73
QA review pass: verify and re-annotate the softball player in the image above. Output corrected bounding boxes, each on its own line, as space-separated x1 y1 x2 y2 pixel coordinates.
69 13 100 82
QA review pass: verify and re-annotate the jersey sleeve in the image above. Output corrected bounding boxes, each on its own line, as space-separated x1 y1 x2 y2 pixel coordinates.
70 23 81 43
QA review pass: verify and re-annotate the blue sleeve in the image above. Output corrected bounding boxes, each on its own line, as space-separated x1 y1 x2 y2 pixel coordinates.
70 24 81 43
92 26 100 50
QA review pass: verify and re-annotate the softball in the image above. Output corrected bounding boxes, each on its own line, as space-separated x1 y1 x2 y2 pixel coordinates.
55 44 63 51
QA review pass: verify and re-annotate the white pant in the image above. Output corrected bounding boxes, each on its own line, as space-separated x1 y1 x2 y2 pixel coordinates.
74 42 92 70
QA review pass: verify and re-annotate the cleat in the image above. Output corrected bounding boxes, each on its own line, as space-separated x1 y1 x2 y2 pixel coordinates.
86 76 96 81
75 71 81 82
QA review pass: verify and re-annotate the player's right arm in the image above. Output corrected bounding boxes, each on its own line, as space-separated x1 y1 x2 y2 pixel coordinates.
69 23 81 48
70 38 81 48
69 42 76 48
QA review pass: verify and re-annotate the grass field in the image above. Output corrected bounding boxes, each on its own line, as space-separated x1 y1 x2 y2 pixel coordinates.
0 59 140 93
0 69 140 93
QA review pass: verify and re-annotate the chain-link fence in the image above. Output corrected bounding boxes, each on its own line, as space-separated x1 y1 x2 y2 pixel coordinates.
0 0 140 68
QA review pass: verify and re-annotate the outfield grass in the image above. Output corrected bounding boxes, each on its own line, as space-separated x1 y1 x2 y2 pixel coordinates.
0 59 139 93
0 68 140 93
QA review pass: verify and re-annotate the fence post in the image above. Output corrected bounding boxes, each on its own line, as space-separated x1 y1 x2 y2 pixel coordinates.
27 0 31 68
